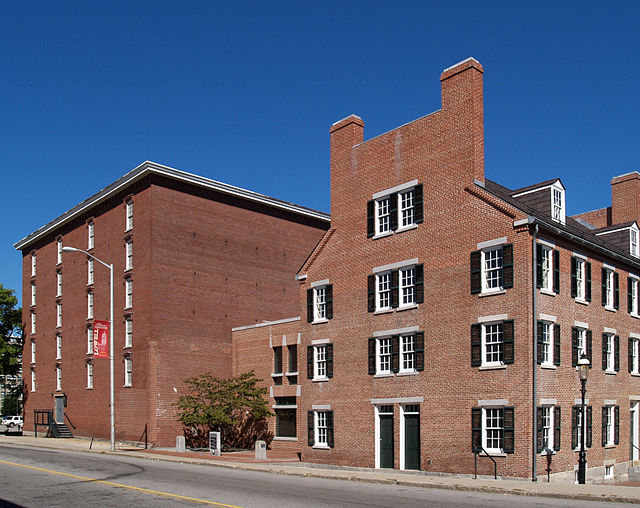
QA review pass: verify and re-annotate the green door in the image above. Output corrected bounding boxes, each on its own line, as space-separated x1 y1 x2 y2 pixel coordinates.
380 414 394 468
404 414 420 470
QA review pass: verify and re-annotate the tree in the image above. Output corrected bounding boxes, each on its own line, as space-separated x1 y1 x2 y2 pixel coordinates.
175 370 273 449
0 284 23 414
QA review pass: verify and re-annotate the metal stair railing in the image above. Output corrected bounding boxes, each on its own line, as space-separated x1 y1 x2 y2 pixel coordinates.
474 446 497 480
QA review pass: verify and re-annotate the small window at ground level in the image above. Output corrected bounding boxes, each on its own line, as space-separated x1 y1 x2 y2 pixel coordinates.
275 409 296 438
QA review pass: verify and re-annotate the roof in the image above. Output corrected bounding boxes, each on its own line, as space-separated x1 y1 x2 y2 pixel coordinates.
14 161 330 251
593 222 638 234
510 178 563 196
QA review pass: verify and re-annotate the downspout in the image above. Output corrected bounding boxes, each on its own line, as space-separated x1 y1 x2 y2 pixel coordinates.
531 220 539 481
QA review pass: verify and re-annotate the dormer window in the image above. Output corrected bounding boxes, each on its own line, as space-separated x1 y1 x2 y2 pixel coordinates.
631 226 639 258
551 184 565 224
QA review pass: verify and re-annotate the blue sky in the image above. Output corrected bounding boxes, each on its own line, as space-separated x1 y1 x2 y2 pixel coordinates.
2 1 639 307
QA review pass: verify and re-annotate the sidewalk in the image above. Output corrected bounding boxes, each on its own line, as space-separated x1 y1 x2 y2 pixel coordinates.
1 433 639 504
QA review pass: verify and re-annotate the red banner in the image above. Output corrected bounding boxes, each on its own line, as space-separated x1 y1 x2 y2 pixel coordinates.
93 321 109 358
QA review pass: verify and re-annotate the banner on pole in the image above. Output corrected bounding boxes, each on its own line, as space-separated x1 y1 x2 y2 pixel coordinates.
93 320 109 358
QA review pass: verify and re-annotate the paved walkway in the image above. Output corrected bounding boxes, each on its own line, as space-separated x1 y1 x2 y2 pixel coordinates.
1 432 639 504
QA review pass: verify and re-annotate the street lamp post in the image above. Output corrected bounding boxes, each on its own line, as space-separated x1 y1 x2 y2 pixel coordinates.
577 353 590 484
62 246 115 452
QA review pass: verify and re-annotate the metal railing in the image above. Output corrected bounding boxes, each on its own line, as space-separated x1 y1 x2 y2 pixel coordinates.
474 446 497 480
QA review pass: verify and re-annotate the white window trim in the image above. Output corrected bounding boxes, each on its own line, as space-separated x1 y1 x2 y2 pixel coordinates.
125 317 133 348
125 279 133 309
540 321 554 367
539 405 555 454
56 335 62 360
125 239 133 271
631 225 640 258
125 200 133 231
481 321 506 368
31 282 36 306
312 285 328 323
56 366 62 391
31 253 36 277
482 407 507 456
603 267 616 311
376 337 392 376
551 183 566 225
313 410 330 448
481 246 505 294
574 256 587 303
630 275 640 318
604 405 615 447
88 222 95 250
57 239 62 265
372 180 419 237
87 326 94 355
88 259 94 286
87 362 93 389
313 344 328 381
124 357 132 387
30 340 36 364
30 369 36 392
398 265 417 309
631 337 640 375
56 302 62 328
56 271 62 297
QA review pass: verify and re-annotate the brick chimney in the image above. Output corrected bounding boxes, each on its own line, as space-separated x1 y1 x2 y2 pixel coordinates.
611 171 640 225
329 114 364 220
440 57 485 184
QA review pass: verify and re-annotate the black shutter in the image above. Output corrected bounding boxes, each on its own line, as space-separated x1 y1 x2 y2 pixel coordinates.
389 193 398 231
571 257 578 298
615 406 620 445
391 335 400 373
586 406 593 448
536 244 543 289
602 406 607 447
307 346 314 379
415 264 424 304
571 327 578 367
536 407 543 453
368 338 376 375
391 270 399 308
503 407 515 453
367 275 376 313
571 406 578 450
414 184 423 224
502 244 514 289
306 289 314 322
536 321 544 365
325 285 333 319
471 407 482 452
553 249 560 294
367 200 375 238
415 332 424 371
629 276 634 314
587 329 593 364
554 406 561 451
470 251 482 294
630 338 635 373
614 335 620 372
554 324 561 366
614 272 620 310
602 333 608 371
326 343 333 378
471 324 482 367
503 320 514 365
327 411 334 448
308 411 314 446
602 267 607 307
586 262 592 302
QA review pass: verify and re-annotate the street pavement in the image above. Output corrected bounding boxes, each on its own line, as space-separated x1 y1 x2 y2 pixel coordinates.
1 431 639 504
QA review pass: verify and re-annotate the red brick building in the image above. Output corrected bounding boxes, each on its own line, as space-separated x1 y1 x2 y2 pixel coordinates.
233 58 640 482
14 161 329 445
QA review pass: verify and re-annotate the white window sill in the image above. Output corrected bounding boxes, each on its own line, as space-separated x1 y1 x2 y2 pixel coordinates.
479 364 506 371
312 444 330 450
632 313 640 319
124 345 132 350
605 306 617 313
575 298 589 306
631 372 640 377
124 306 132 311
396 224 418 234
374 373 393 378
540 450 556 456
312 319 328 325
480 451 506 457
312 378 328 383
540 288 556 296
605 370 617 375
285 371 298 376
123 384 132 388
479 289 506 298
541 364 557 370
125 227 133 233
605 444 616 449
271 373 284 378
397 370 419 377
274 437 298 442
374 308 393 315
397 303 418 312
124 268 133 273
86 387 93 390
372 231 393 240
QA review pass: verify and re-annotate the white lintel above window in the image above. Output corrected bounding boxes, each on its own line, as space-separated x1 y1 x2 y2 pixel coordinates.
372 179 418 200
537 238 555 249
311 338 330 345
574 320 589 329
604 327 617 335
603 263 616 271
373 325 419 337
478 399 509 407
373 258 419 274
311 279 330 288
539 313 557 323
476 237 507 250
477 313 508 323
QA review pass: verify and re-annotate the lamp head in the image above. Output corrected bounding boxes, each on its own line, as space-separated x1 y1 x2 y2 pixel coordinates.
578 353 590 381
62 246 79 253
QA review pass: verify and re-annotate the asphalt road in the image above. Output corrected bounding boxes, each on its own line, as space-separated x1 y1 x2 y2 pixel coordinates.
0 443 619 507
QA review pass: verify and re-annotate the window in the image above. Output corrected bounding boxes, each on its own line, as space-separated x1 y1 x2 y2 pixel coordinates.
307 284 332 322
124 356 132 386
572 405 592 450
287 345 297 374
571 326 592 366
125 239 133 270
536 245 559 294
632 228 639 258
87 362 93 389
629 338 639 374
274 397 296 438
87 326 94 354
57 238 62 265
31 282 36 306
308 410 334 448
552 187 564 224
367 183 423 237
471 320 514 367
601 267 619 310
273 346 283 383
88 222 94 250
368 333 424 375
31 311 36 334
126 200 133 231
470 244 513 294
31 252 36 277
307 343 333 380
30 368 36 392
368 264 424 312
125 317 132 348
56 270 62 297
88 259 94 285
602 405 619 447
87 291 94 319
536 406 561 453
537 321 560 367
56 334 62 360
125 278 133 309
56 366 62 391
629 276 639 316
571 257 591 302
472 406 514 454
30 341 36 364
605 464 614 479
602 333 619 373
